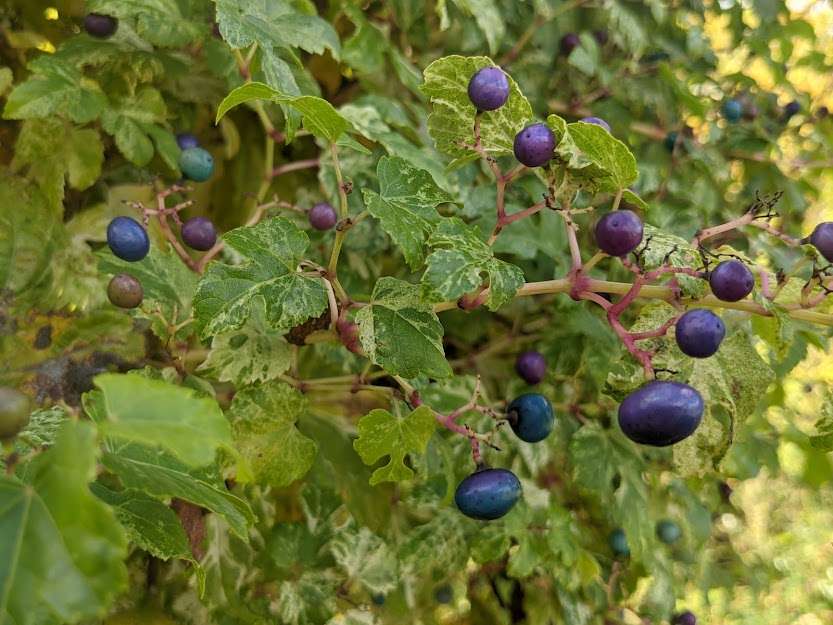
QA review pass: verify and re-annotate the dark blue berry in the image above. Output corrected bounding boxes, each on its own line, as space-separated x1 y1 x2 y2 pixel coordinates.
722 99 742 122
618 381 704 447
594 210 643 257
454 468 521 520
507 393 554 443
371 593 385 606
664 131 679 152
560 33 580 55
181 216 217 251
309 202 338 231
709 260 754 302
467 67 510 112
515 350 546 385
176 133 200 150
107 216 150 262
84 13 118 38
809 222 833 262
672 611 697 625
513 123 555 168
434 585 453 604
609 528 630 557
675 309 725 358
580 116 611 133
656 519 682 544
784 100 801 118
180 147 214 182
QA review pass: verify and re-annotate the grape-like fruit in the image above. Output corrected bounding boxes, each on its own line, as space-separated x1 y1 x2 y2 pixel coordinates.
672 611 697 625
784 100 801 118
656 519 682 544
513 123 556 168
618 380 704 446
507 393 554 443
608 528 630 557
579 116 611 133
107 274 143 309
84 13 118 38
818 105 829 119
515 350 546 385
594 209 643 257
179 147 214 182
675 308 725 358
176 133 200 150
434 585 453 604
467 66 510 112
743 101 759 120
0 387 30 441
107 216 150 262
371 594 385 606
309 202 338 231
592 29 609 45
721 99 742 122
454 468 522 520
809 222 833 262
181 216 217 251
560 33 580 55
709 259 754 302
664 130 679 152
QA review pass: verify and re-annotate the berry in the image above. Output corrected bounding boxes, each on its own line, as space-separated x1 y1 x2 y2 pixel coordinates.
454 468 521 520
743 101 759 120
176 133 200 150
818 105 829 119
672 611 697 625
513 123 555 168
560 33 580 56
515 350 546 385
809 222 833 262
0 387 30 441
84 13 118 38
309 202 338 231
664 131 679 152
784 100 801 118
371 594 385 606
507 393 554 443
467 66 510 112
709 260 754 302
337 318 362 354
656 519 682 544
107 216 150 262
107 274 143 309
434 585 453 604
721 99 742 123
179 147 214 182
608 529 630 557
618 381 704 447
592 29 609 45
579 116 611 133
594 210 643 257
181 216 218 251
675 309 725 358
719 481 733 501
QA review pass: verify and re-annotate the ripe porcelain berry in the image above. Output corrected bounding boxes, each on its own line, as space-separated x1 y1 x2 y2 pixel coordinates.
618 381 704 447
675 309 726 358
784 100 801 118
454 468 522 520
179 147 214 182
513 123 555 168
107 274 143 309
181 216 217 251
580 116 611 133
818 105 829 119
672 611 697 625
107 216 150 262
0 387 30 441
721 99 742 122
467 66 510 112
594 210 643 257
709 260 754 302
371 594 385 606
608 529 630 557
309 202 338 231
507 393 554 443
176 133 200 150
656 519 682 544
664 130 679 152
84 13 118 38
515 350 546 385
560 33 580 55
434 585 453 604
809 222 833 262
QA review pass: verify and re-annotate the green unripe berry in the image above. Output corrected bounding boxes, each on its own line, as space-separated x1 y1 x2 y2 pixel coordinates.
0 387 30 441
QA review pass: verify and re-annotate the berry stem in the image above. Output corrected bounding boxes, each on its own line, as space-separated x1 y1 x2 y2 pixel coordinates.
270 158 320 179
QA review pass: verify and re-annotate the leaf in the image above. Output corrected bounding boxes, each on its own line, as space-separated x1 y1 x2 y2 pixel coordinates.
362 156 454 270
94 373 232 467
355 277 452 379
450 0 505 54
810 395 833 451
637 224 707 298
277 572 338 625
227 382 318 488
0 422 127 625
569 424 615 497
87 0 203 47
353 405 436 485
330 527 398 594
193 217 328 339
100 87 177 167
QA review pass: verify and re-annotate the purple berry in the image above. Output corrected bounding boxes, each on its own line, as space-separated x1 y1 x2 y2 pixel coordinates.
675 309 725 358
309 202 338 231
513 123 555 168
579 116 611 133
809 222 833 262
107 274 143 309
467 67 510 112
593 29 609 45
176 133 200 150
560 33 580 55
672 611 697 625
594 210 643 256
454 468 521 520
181 216 217 251
107 216 150 262
709 260 754 302
515 350 547 385
784 100 801 118
84 13 118 38
618 381 704 447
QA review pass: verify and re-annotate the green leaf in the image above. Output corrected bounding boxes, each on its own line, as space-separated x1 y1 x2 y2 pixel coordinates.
227 382 318 488
87 0 203 47
810 395 833 451
569 424 615 497
100 87 176 167
355 277 452 379
353 405 436 485
330 527 398 593
193 217 328 339
363 156 454 270
637 224 707 298
94 373 232 467
277 572 338 625
450 0 505 54
0 422 127 625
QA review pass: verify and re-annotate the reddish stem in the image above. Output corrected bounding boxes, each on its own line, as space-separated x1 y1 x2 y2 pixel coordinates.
271 158 320 179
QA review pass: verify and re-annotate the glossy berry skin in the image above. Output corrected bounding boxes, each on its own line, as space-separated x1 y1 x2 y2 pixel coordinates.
809 222 833 262
721 99 743 122
515 350 546 385
309 202 338 231
618 381 704 447
179 147 214 182
672 611 697 625
560 33 580 55
784 100 801 118
434 585 453 604
84 13 118 38
107 216 150 262
709 260 754 302
107 274 143 309
507 393 554 443
0 387 30 441
580 116 611 133
181 216 217 251
594 210 643 257
608 529 630 557
467 67 510 112
454 468 522 521
656 519 682 544
176 133 200 150
664 130 679 152
513 123 555 168
675 308 725 358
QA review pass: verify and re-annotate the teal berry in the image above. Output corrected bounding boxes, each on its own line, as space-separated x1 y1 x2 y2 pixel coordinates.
609 528 630 557
656 519 682 544
507 393 554 443
180 147 214 182
664 131 679 152
721 99 743 123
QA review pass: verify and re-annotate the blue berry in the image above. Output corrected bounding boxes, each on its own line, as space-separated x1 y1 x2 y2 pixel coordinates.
618 381 704 447
515 350 546 385
580 116 611 133
455 468 521 520
467 67 510 112
371 593 385 606
722 99 743 122
664 131 679 152
176 133 200 150
107 216 150 262
507 393 554 443
784 100 801 118
594 209 643 257
609 528 630 557
675 309 725 358
513 123 555 168
180 147 214 182
434 585 453 604
656 519 682 544
709 260 754 302
809 222 833 262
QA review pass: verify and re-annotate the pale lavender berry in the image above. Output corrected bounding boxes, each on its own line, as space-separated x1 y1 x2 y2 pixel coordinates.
309 202 338 231
515 350 546 385
580 116 611 133
467 67 510 112
513 123 556 168
181 216 217 251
